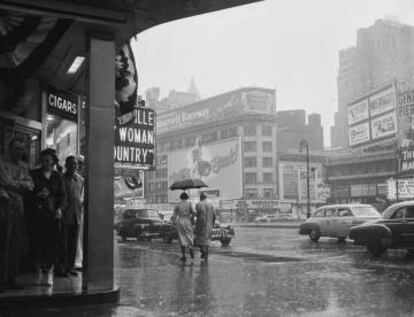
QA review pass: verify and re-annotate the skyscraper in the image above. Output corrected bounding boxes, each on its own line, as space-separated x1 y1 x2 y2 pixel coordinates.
331 18 414 148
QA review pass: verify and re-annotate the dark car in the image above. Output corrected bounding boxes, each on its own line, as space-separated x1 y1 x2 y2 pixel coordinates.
349 200 414 257
162 222 235 247
117 208 171 242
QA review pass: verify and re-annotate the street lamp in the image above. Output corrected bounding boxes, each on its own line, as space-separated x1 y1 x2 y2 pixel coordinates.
299 139 311 218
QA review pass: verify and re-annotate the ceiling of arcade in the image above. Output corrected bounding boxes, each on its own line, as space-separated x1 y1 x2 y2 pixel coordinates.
0 0 260 96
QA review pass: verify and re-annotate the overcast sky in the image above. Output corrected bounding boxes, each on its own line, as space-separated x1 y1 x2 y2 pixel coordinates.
132 0 414 147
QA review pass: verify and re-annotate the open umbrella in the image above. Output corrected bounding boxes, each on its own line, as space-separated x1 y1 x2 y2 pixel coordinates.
169 178 208 191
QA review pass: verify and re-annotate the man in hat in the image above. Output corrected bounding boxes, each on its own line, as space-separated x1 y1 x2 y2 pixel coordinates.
0 138 34 292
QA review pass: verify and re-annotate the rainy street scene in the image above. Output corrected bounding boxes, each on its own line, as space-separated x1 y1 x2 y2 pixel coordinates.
2 0 414 316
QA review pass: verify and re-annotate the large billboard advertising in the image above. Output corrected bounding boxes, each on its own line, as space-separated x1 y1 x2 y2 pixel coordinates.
168 137 242 201
371 112 396 140
369 87 395 117
348 99 368 125
397 89 414 148
349 122 370 146
157 88 275 134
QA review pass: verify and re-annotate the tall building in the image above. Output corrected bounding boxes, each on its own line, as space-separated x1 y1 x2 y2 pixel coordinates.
276 109 324 153
331 18 414 148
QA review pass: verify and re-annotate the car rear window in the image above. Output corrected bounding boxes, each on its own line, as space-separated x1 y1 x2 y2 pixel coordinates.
351 206 379 217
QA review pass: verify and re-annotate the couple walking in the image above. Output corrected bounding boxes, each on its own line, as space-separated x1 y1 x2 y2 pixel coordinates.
172 192 215 262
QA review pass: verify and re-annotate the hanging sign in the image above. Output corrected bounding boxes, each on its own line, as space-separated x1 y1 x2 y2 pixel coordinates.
46 85 78 121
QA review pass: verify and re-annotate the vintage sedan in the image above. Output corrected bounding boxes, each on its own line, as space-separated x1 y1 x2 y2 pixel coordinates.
350 200 414 256
117 208 170 242
299 204 380 242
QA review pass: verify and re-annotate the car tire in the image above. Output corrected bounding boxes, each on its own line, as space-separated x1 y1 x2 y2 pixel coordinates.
309 228 320 242
367 240 386 257
220 237 232 247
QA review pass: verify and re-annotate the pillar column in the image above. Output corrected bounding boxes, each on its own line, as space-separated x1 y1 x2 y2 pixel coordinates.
84 34 115 290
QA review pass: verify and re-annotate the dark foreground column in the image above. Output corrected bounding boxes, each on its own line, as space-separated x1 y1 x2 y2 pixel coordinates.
84 34 115 291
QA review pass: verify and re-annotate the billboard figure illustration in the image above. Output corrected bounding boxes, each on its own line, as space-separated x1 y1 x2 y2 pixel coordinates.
190 137 211 179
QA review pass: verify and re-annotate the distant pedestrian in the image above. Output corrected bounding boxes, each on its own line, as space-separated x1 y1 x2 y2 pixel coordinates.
0 138 34 292
194 193 216 261
171 192 195 262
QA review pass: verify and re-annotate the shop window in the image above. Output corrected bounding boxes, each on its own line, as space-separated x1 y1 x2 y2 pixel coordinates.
202 131 218 143
262 141 272 152
262 126 272 137
245 172 257 184
244 141 256 152
263 172 274 184
185 136 196 147
263 188 274 198
244 126 256 136
245 188 258 199
220 129 229 139
244 157 257 168
46 114 78 163
262 157 273 167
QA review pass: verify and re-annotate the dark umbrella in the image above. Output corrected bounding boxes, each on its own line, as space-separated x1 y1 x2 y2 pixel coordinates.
169 178 208 191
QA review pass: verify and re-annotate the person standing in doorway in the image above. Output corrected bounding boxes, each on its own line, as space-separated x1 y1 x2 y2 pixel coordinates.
62 156 84 276
171 192 195 262
29 149 66 286
0 138 34 292
195 193 216 261
74 154 84 270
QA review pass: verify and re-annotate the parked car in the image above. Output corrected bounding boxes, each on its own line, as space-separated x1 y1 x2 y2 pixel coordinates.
162 222 235 247
299 204 380 242
117 208 171 242
350 200 414 257
254 215 279 223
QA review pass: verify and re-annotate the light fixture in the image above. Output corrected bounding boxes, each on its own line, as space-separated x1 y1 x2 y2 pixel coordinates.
67 56 85 74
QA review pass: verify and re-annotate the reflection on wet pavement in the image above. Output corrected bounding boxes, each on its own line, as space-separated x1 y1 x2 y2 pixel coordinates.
113 227 414 316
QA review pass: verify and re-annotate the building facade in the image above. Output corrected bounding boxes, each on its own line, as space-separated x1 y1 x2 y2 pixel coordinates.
331 18 414 148
145 87 278 203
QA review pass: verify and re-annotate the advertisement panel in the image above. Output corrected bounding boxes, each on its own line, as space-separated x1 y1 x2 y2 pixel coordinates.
114 172 144 200
371 112 396 140
369 87 395 117
348 99 369 125
168 137 242 201
114 107 155 170
397 89 414 148
47 85 78 121
400 147 414 174
349 122 370 146
387 178 414 200
157 88 275 134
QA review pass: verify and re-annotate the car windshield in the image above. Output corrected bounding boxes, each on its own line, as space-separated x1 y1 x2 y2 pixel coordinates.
351 206 380 217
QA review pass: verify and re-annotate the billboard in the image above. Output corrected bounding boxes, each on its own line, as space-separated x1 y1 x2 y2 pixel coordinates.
349 122 370 146
168 137 242 201
157 88 275 134
397 89 414 148
114 107 155 170
348 99 368 125
369 87 395 117
371 112 396 140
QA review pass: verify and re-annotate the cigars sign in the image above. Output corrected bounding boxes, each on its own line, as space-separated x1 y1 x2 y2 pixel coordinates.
114 107 155 171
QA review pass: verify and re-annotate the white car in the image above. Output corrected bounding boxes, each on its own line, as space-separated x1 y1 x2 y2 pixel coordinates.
254 215 279 223
299 204 381 242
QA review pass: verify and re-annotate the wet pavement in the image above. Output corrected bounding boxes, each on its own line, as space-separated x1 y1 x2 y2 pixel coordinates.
4 226 414 316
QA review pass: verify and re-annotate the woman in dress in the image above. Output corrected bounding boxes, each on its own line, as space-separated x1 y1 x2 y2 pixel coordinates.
29 149 66 286
171 192 195 261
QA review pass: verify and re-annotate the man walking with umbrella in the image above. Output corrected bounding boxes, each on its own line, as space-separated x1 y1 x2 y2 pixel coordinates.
195 193 216 261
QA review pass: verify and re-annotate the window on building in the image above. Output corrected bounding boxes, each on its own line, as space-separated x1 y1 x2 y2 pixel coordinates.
162 181 168 191
245 172 257 184
220 129 229 139
229 127 238 137
262 126 272 137
202 131 218 143
245 188 258 199
155 169 162 178
244 157 257 168
262 141 272 152
155 182 162 191
262 157 273 168
244 126 256 136
162 168 168 178
148 183 154 192
263 172 274 184
244 141 257 152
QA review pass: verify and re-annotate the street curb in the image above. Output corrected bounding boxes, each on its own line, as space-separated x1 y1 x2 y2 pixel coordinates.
235 223 302 229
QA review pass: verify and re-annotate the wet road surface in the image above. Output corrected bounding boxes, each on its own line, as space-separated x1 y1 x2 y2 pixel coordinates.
7 226 414 316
